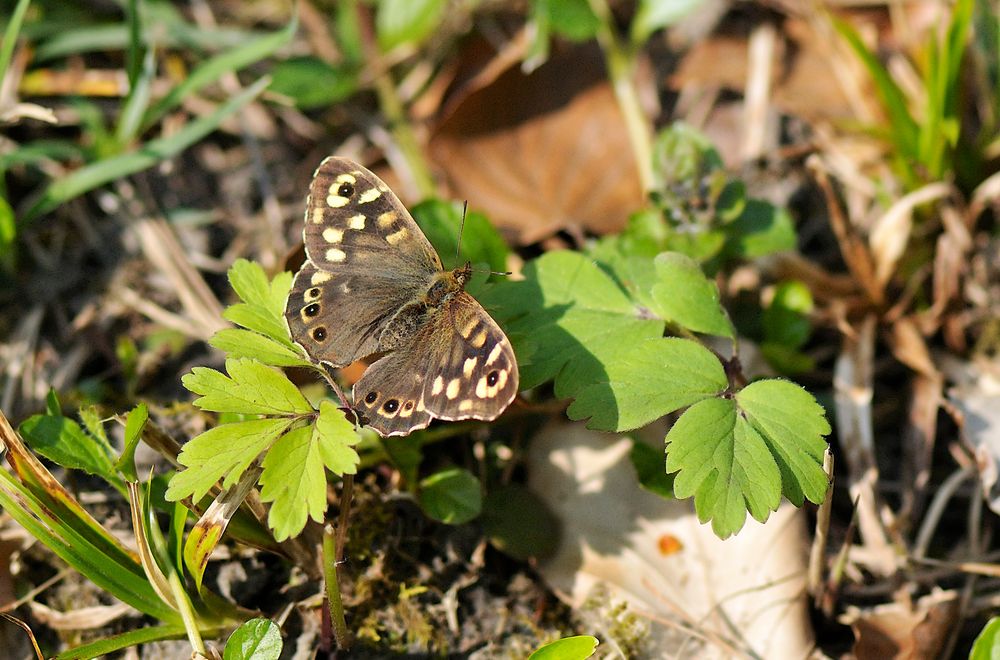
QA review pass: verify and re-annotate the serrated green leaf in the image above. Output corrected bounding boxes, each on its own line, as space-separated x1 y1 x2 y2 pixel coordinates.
567 338 727 431
228 259 291 317
649 253 734 338
314 401 361 476
762 280 813 349
166 418 293 503
19 414 121 489
736 380 829 506
78 406 111 449
210 328 310 368
529 635 600 660
183 358 312 416
419 468 481 524
666 397 781 538
259 426 327 542
223 303 293 346
376 0 446 51
224 617 282 660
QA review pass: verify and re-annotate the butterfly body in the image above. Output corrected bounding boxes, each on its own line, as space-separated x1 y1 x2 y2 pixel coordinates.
285 158 518 436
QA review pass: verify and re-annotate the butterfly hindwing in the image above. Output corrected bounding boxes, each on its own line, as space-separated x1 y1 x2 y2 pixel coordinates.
352 293 518 436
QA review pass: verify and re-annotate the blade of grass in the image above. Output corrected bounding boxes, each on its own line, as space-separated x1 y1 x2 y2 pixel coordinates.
0 0 31 90
52 623 192 660
833 15 920 182
116 47 156 144
0 470 178 621
125 0 143 87
140 13 296 132
25 75 270 220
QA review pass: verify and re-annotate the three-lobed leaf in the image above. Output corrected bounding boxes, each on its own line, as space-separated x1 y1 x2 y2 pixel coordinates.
665 379 829 537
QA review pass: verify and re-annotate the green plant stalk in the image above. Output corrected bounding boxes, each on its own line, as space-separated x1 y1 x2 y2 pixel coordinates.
323 524 350 649
587 0 654 193
0 0 31 89
169 567 206 655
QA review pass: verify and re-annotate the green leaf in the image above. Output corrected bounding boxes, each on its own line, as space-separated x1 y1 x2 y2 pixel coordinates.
418 468 482 524
528 635 600 660
183 358 312 416
115 402 148 482
533 0 600 42
722 199 797 259
482 485 559 561
259 426 327 542
666 397 782 538
224 618 282 660
209 329 310 368
485 251 664 391
629 440 674 498
566 337 727 431
970 616 1000 660
314 401 362 476
736 379 829 507
269 57 357 109
228 259 290 318
166 418 293 503
0 194 15 264
762 280 813 348
376 0 447 51
19 414 121 488
648 253 734 338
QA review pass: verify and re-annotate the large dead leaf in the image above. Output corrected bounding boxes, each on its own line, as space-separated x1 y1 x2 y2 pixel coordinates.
429 43 646 244
527 421 813 657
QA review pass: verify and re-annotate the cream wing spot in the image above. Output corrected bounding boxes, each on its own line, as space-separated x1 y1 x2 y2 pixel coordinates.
470 330 487 348
475 377 487 398
385 228 409 245
445 378 461 400
311 207 325 224
322 227 344 243
334 173 357 185
460 318 479 339
310 271 333 285
463 357 477 378
458 399 474 412
358 188 382 204
326 194 350 208
347 214 366 230
486 343 503 365
377 211 396 228
325 248 347 263
431 376 444 395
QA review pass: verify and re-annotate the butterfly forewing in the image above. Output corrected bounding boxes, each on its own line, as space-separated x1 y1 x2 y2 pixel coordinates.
287 157 519 436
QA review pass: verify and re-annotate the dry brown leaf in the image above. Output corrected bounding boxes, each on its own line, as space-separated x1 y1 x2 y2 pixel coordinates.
428 43 647 244
840 590 958 660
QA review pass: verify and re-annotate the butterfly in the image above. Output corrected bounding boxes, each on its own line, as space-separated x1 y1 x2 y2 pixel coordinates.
285 157 519 437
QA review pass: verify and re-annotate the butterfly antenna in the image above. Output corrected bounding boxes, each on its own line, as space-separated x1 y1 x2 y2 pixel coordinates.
456 200 468 261
458 200 512 277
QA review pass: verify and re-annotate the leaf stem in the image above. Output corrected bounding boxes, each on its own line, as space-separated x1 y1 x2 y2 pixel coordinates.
323 522 351 650
587 0 654 193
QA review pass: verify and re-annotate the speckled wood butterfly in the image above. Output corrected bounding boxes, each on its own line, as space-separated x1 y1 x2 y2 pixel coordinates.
285 157 519 436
